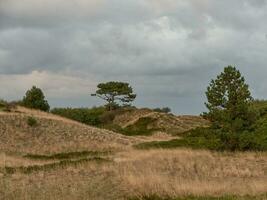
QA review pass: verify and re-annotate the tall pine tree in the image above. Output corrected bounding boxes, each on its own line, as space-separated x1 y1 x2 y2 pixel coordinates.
205 66 255 132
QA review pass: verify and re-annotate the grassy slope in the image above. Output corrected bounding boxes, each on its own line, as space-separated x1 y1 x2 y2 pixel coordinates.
136 101 267 151
0 106 267 199
0 107 137 154
52 107 209 136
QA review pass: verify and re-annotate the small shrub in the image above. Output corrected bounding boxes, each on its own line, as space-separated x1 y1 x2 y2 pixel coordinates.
0 99 17 112
27 117 38 127
153 107 171 113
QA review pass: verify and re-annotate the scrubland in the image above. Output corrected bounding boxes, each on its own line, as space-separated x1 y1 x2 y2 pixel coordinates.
0 107 266 200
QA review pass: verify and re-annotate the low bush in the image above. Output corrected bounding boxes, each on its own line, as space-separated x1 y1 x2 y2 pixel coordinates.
136 127 267 151
0 99 17 112
153 107 171 113
137 100 267 151
27 116 38 127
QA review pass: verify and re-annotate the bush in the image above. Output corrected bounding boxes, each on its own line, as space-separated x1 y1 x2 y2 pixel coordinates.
0 99 7 111
0 99 17 112
51 107 105 126
27 117 38 127
136 126 267 151
153 107 171 113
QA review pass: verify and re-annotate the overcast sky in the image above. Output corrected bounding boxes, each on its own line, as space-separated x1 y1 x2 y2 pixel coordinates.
0 0 267 114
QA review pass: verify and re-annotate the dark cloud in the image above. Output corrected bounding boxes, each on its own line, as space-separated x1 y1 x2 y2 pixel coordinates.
0 0 267 114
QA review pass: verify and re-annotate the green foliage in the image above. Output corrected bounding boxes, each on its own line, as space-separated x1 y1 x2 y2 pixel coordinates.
91 81 136 110
51 106 158 136
153 107 171 113
27 116 38 127
99 116 159 136
136 100 267 151
4 157 108 175
0 99 6 109
22 86 50 111
0 99 8 111
204 66 255 132
51 107 105 126
136 126 267 151
24 151 111 160
0 99 17 112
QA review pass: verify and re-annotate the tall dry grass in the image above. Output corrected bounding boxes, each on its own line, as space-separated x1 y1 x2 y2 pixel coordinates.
1 149 266 200
113 149 267 198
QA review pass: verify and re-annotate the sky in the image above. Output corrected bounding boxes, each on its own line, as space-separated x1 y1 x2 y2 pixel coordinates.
0 0 267 114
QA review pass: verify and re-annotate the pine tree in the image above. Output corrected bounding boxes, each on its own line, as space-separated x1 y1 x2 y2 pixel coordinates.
22 86 50 112
205 66 255 132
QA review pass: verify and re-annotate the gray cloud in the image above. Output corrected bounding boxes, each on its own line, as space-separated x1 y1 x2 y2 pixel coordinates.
0 0 267 114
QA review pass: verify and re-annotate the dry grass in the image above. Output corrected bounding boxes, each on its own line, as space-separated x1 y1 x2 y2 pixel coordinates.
0 162 124 200
113 149 267 198
0 107 266 200
113 108 209 135
0 149 266 200
0 107 138 154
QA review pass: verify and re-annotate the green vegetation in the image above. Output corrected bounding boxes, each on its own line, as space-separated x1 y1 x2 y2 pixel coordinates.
3 157 108 175
118 117 159 136
204 66 256 132
51 106 158 136
24 150 111 160
51 107 106 126
0 99 8 112
0 99 16 112
153 107 171 113
136 66 267 151
137 100 267 151
27 116 38 127
129 194 267 200
99 117 159 136
22 86 50 111
91 81 136 110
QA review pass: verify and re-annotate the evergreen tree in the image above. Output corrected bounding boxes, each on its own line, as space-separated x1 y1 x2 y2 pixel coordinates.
22 86 50 111
91 82 136 110
204 66 255 132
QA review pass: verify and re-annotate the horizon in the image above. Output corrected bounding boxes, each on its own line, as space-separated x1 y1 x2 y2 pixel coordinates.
1 0 267 114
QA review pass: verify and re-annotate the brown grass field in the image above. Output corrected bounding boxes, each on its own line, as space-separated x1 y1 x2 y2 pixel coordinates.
0 108 267 200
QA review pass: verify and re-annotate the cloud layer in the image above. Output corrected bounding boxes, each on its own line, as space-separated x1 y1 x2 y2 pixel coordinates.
0 0 267 113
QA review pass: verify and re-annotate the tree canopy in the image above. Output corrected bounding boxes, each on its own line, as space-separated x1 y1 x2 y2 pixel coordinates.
22 86 50 112
91 81 136 110
204 66 256 132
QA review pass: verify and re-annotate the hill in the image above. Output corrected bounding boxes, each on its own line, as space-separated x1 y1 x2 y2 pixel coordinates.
0 106 137 154
0 106 266 200
112 108 209 135
51 107 209 136
136 100 267 151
